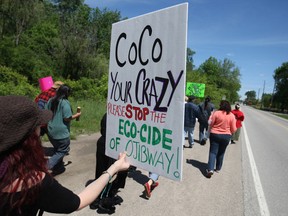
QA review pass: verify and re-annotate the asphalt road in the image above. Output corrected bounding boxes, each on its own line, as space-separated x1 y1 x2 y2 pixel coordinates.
241 106 288 216
43 120 243 216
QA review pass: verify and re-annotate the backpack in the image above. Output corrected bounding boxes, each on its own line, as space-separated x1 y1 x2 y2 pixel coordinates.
198 104 209 125
37 99 47 109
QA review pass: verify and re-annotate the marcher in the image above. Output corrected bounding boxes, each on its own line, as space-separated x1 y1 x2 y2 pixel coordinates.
34 81 64 135
144 172 159 199
0 95 130 215
206 100 237 178
198 96 214 145
88 113 128 213
231 103 245 144
34 81 64 109
45 84 81 175
184 96 199 148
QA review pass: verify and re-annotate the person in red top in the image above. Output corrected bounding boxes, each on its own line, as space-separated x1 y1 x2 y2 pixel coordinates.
206 100 237 178
231 103 245 144
34 81 64 109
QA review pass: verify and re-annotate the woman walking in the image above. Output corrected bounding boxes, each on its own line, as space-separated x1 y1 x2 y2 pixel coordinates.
206 100 237 178
45 85 81 175
231 103 245 144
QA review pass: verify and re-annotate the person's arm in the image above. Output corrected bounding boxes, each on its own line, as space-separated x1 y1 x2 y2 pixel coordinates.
62 99 81 122
230 115 237 134
64 112 81 122
77 152 130 210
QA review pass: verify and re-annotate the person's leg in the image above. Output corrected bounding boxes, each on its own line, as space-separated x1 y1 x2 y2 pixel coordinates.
199 124 204 142
234 128 241 141
184 127 191 147
200 124 208 145
47 137 70 170
215 134 231 171
144 172 159 198
95 136 109 179
186 126 194 147
183 128 187 147
149 172 159 183
207 133 219 173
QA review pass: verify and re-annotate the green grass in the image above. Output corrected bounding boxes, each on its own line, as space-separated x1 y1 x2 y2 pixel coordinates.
42 99 106 141
274 113 288 120
69 99 107 139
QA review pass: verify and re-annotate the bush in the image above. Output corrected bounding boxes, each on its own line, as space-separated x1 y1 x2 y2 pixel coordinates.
0 65 38 98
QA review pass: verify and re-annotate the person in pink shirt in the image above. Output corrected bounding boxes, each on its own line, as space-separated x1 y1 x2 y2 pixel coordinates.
206 100 237 178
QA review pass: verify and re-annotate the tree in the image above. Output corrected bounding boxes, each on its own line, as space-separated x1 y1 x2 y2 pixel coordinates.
244 90 257 105
273 62 288 112
261 93 272 108
198 57 241 103
186 47 195 72
0 0 42 45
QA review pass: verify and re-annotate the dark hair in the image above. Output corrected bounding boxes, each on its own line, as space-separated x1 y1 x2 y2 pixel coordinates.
0 131 49 214
219 100 231 114
204 96 211 108
50 85 71 115
188 96 195 102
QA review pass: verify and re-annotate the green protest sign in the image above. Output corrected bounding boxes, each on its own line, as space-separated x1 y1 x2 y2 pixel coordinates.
186 82 205 97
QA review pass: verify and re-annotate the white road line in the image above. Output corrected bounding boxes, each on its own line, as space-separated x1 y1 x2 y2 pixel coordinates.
243 122 270 216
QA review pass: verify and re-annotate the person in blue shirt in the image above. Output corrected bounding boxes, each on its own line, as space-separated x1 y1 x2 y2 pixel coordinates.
184 96 200 148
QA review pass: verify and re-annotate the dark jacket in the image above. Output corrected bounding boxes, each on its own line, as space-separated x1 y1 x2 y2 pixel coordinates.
184 102 199 127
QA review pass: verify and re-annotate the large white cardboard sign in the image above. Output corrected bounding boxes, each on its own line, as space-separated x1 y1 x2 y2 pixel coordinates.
106 3 188 181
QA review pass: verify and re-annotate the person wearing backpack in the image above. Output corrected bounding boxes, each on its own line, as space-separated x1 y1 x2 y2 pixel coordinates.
198 96 214 145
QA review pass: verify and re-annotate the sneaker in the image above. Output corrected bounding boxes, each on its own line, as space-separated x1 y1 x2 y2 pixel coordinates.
206 169 213 178
89 198 100 210
98 197 115 214
231 140 236 144
144 182 151 198
113 195 123 205
200 139 207 145
51 166 65 176
151 182 159 190
189 144 193 148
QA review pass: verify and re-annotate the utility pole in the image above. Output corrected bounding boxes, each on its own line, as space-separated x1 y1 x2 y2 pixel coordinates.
260 80 265 109
271 80 276 108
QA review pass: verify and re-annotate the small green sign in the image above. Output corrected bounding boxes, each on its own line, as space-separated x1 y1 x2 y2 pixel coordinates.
186 82 205 97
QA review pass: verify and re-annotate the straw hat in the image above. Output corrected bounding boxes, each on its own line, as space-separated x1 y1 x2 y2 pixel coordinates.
0 96 52 153
52 81 64 89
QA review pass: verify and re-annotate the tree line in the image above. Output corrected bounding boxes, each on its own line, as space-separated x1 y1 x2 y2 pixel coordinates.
1 0 245 105
244 62 288 112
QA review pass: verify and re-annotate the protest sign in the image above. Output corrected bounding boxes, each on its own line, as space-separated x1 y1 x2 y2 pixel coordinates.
186 82 206 98
106 3 188 181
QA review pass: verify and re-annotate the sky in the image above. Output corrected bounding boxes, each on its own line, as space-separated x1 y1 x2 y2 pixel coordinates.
84 0 288 99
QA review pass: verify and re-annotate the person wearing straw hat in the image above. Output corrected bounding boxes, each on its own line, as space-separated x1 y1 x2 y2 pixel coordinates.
35 81 64 136
35 81 64 109
0 95 129 215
